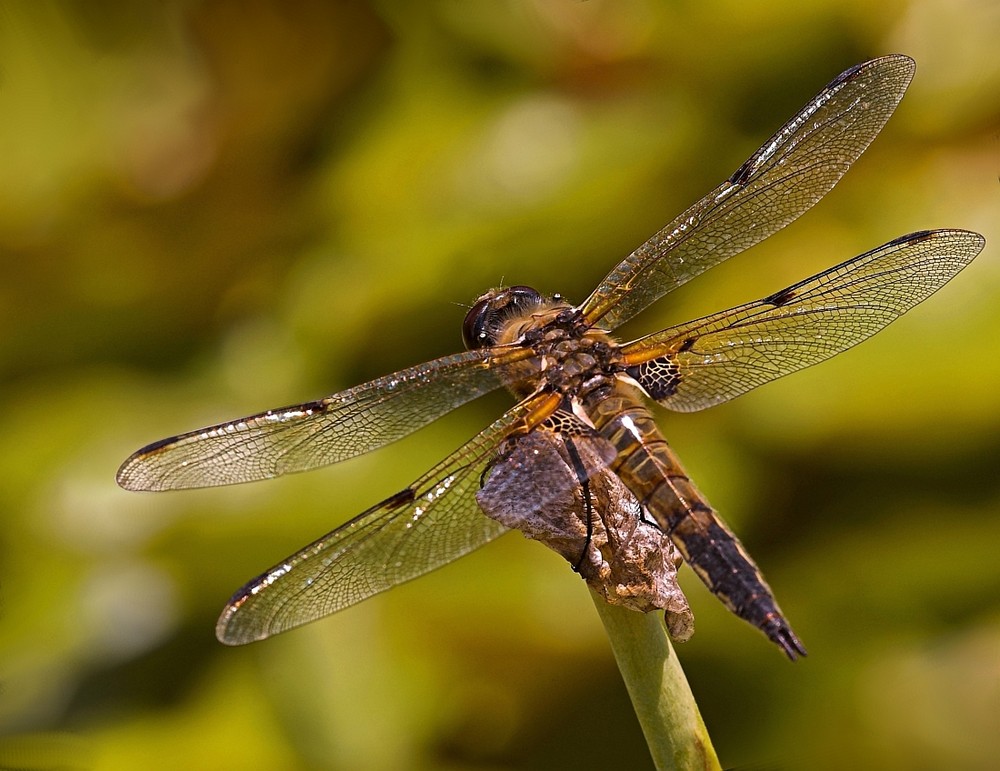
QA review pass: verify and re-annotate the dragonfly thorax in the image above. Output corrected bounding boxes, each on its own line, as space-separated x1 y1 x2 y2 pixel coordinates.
484 296 625 401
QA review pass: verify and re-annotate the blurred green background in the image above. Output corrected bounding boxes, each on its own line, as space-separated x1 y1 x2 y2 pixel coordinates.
1 1 998 769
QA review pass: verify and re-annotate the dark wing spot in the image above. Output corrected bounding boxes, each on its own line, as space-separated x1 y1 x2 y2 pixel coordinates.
384 488 417 509
887 230 934 247
764 286 797 306
626 359 681 402
728 156 756 186
131 434 178 457
828 59 867 88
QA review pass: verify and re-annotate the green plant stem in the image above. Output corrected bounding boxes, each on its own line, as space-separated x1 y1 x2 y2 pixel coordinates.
591 593 721 771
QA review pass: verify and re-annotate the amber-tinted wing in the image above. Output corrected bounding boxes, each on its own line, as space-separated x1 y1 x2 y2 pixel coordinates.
117 347 534 491
621 229 985 412
581 55 915 330
217 390 560 644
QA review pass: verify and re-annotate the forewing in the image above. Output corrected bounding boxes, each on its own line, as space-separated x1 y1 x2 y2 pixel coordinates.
217 391 558 645
622 230 985 412
117 347 532 491
581 55 915 330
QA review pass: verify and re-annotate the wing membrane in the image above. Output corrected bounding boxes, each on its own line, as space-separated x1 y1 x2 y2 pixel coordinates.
622 230 985 412
217 390 557 644
117 347 532 491
582 55 916 330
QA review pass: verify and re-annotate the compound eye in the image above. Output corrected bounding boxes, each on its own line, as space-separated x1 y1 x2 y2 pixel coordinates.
462 286 545 350
506 286 543 311
462 297 492 350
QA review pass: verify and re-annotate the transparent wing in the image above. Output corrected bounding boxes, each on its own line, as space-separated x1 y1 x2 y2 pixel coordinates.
621 230 985 412
216 390 559 645
117 347 533 491
581 55 916 330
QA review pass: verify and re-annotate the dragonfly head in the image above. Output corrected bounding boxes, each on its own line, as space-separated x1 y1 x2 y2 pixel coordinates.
463 285 548 349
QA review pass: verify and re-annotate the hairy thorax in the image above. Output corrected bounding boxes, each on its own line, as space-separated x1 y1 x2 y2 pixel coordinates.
487 297 625 403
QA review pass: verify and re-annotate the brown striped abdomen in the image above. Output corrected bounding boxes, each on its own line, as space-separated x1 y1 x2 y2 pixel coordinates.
585 386 806 659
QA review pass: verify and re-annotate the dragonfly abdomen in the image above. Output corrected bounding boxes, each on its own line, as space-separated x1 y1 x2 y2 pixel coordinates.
586 388 807 659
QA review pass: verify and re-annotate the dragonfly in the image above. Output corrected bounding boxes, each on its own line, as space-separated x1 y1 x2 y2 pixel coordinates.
117 55 985 659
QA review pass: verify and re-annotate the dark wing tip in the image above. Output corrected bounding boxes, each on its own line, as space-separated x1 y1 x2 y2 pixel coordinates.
116 445 160 491
215 615 254 646
214 567 289 645
215 597 262 646
885 229 935 247
115 462 135 490
728 55 916 189
831 53 915 89
884 228 986 252
116 431 196 491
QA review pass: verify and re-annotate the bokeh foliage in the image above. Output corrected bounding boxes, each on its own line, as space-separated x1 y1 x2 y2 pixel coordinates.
1 1 998 769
